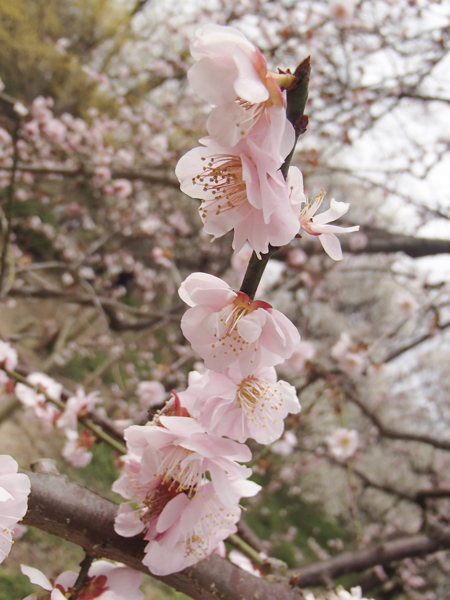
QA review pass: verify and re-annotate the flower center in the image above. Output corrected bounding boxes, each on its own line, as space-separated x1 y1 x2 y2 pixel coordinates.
211 293 272 361
142 478 183 523
157 446 204 497
195 155 247 219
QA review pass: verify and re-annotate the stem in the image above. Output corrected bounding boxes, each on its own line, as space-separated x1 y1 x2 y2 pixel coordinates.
228 534 264 566
239 246 279 300
70 554 94 600
240 57 310 300
0 124 19 298
6 369 127 454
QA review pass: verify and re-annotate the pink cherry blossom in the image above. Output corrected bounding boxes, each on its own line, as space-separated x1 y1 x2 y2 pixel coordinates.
142 480 254 575
136 381 166 408
119 416 253 506
0 340 18 371
21 560 143 600
188 24 296 146
331 333 366 377
179 273 301 375
57 387 101 432
61 429 95 468
299 195 359 261
271 430 298 456
175 121 301 257
284 340 316 372
0 455 30 564
190 364 300 444
327 428 359 460
113 418 260 575
114 465 259 576
15 373 62 430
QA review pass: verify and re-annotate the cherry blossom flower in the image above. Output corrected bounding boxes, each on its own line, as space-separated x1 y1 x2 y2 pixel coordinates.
331 333 366 377
190 364 300 444
0 455 30 564
299 195 359 261
326 428 359 460
271 430 298 456
334 586 374 600
15 373 62 430
57 387 101 432
284 341 316 372
143 479 256 575
329 0 356 27
21 560 143 600
392 289 419 320
136 381 166 408
113 418 260 575
118 416 253 506
175 123 302 257
61 429 95 468
0 340 18 372
188 24 297 146
179 273 301 375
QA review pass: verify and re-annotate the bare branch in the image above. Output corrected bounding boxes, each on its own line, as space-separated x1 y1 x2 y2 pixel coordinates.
289 533 450 587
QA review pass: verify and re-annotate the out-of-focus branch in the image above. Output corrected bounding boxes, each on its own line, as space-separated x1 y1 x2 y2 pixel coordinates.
10 286 183 331
278 227 450 259
343 381 450 452
0 162 180 189
289 531 450 587
23 470 305 600
0 123 19 298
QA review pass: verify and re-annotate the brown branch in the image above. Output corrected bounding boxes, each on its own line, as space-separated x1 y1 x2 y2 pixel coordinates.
23 469 304 600
0 162 180 189
289 533 450 587
282 227 450 259
343 381 450 452
10 286 182 331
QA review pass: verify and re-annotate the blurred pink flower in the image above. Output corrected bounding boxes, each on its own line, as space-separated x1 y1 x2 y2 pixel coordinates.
61 429 95 468
57 387 101 432
271 430 298 456
327 428 359 460
179 273 300 375
0 340 18 371
284 341 316 372
136 381 166 409
0 455 30 564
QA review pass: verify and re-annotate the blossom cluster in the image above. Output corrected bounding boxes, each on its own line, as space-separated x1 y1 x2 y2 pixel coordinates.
108 22 363 577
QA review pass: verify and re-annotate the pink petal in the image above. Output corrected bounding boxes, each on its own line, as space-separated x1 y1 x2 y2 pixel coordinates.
21 565 52 591
233 46 269 104
319 233 343 260
312 199 350 225
237 311 266 343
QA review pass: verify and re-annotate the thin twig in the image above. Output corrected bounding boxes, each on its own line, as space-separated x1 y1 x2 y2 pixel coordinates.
0 124 19 298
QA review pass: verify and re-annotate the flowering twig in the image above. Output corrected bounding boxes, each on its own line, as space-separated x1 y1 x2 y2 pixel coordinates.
239 57 310 301
6 369 127 454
